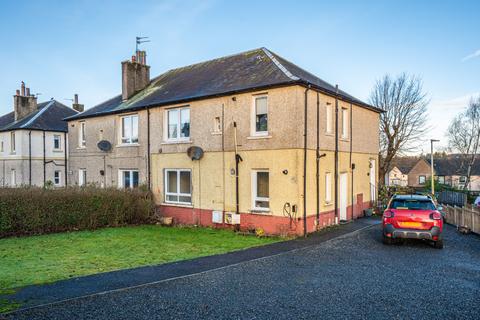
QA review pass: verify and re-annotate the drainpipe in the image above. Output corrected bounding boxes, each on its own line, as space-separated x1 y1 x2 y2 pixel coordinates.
334 85 339 224
43 131 46 187
233 121 242 216
147 109 151 190
316 92 320 229
303 86 310 237
64 132 68 187
349 103 353 220
28 131 32 186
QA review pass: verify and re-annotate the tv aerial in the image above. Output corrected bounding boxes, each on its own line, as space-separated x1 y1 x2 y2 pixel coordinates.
136 36 150 52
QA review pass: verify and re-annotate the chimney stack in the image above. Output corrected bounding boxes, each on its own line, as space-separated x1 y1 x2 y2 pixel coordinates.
72 94 84 112
14 82 38 121
122 50 150 101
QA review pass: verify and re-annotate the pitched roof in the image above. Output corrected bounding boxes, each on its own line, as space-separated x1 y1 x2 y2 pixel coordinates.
390 157 421 174
0 100 78 132
428 155 480 176
67 47 381 121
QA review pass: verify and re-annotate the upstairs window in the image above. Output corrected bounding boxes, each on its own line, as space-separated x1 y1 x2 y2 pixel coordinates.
10 132 15 153
119 170 139 189
253 96 268 135
341 107 348 139
79 122 86 147
53 134 61 151
437 176 445 184
326 104 333 134
121 115 139 144
167 107 190 141
252 170 270 210
165 169 192 204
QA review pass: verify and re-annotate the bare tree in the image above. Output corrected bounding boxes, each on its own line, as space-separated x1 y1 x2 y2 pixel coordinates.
369 73 429 185
447 97 480 190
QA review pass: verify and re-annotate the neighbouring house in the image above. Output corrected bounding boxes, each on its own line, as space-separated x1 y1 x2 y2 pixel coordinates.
385 157 419 187
428 154 480 191
66 47 381 235
0 82 81 187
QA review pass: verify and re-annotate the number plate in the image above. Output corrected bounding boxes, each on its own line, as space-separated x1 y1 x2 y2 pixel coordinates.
400 222 423 228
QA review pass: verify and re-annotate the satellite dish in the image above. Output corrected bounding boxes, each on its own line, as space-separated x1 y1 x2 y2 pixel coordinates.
187 146 204 160
97 140 112 152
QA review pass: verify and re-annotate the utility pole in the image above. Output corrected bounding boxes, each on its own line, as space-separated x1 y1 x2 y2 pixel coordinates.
430 139 439 195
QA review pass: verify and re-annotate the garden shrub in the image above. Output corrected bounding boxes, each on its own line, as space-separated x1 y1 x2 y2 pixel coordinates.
0 186 154 238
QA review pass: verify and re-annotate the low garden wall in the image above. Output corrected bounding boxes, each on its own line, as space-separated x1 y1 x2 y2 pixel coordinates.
0 187 154 238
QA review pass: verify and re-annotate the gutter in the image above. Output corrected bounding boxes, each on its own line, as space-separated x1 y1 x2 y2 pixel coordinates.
147 109 151 190
28 131 32 186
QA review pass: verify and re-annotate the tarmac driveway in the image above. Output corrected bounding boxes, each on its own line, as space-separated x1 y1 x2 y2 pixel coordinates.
6 224 480 320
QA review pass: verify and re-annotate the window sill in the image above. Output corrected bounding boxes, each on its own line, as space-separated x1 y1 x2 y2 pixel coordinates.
324 202 333 207
53 149 63 153
247 135 272 140
116 143 140 148
161 140 192 145
340 137 349 142
77 146 86 150
162 202 194 208
211 132 222 136
249 209 271 214
325 132 334 136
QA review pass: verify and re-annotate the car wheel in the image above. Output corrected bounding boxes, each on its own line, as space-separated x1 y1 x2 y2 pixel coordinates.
433 240 444 249
383 234 393 245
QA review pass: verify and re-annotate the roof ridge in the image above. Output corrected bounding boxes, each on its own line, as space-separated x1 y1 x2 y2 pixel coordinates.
21 100 55 128
261 48 300 81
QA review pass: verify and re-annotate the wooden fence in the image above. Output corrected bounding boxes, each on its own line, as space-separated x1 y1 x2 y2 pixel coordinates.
442 204 480 234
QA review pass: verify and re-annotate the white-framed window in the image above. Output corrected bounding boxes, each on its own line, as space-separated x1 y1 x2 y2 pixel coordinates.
53 134 62 151
419 175 426 184
10 132 15 153
437 176 445 184
213 116 221 133
166 107 190 141
54 170 61 186
79 122 86 147
341 107 348 139
459 176 467 183
251 170 270 211
164 169 192 204
252 95 268 136
10 169 16 186
326 104 333 134
120 114 139 144
119 170 139 189
325 172 332 203
79 169 87 186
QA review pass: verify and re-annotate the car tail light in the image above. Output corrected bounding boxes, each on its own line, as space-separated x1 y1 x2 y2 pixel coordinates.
430 212 442 220
384 211 394 218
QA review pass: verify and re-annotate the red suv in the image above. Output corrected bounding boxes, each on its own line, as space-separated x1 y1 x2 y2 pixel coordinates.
383 194 444 249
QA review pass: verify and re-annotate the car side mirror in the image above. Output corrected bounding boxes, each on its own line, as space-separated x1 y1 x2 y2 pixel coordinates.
437 205 443 211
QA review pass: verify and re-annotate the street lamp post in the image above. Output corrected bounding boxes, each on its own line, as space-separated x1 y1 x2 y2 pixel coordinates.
430 139 440 195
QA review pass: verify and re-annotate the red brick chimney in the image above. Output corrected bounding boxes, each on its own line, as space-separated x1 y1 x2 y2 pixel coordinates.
72 94 84 112
122 50 150 101
14 82 38 121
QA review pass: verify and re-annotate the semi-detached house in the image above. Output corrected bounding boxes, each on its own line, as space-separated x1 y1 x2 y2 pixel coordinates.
65 48 381 235
0 82 81 187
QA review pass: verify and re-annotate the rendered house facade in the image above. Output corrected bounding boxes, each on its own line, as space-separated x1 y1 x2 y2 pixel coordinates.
66 48 381 235
0 83 80 187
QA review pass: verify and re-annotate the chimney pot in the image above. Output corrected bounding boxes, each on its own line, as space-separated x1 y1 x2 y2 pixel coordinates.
26 88 30 96
21 81 26 96
16 89 20 96
74 94 79 104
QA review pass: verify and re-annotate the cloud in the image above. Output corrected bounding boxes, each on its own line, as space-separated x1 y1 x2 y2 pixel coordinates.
462 49 480 62
432 93 480 111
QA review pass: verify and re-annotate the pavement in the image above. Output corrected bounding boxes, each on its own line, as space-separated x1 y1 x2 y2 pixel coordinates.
4 218 480 319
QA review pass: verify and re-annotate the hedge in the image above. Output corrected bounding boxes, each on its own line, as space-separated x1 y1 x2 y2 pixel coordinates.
0 187 154 238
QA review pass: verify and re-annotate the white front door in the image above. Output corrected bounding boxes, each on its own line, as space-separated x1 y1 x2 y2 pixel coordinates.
370 159 376 202
340 172 348 221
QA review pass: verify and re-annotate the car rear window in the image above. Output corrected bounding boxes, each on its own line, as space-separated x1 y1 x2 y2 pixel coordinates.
390 199 435 210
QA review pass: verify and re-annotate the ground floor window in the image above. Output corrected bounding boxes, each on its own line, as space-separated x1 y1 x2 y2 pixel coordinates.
79 169 86 186
54 170 61 186
437 176 445 184
419 175 426 184
119 170 139 189
165 169 192 204
252 170 269 211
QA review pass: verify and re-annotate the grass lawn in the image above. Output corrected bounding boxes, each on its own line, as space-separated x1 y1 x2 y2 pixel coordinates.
0 225 280 291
